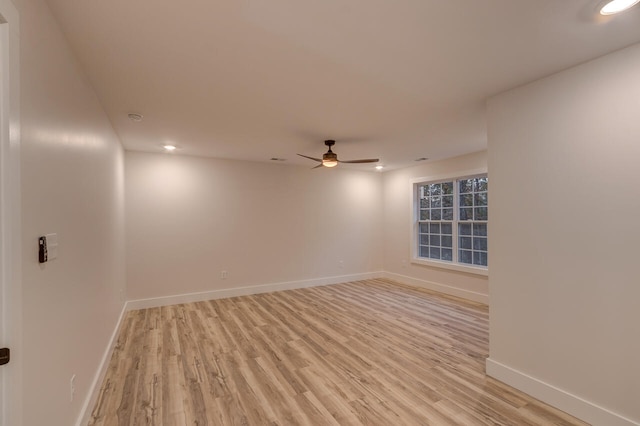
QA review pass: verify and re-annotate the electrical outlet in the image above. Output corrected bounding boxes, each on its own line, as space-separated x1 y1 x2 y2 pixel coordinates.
70 374 76 402
338 260 344 268
221 270 228 279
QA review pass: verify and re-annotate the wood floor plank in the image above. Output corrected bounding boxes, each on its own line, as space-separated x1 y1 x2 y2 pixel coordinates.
88 279 588 425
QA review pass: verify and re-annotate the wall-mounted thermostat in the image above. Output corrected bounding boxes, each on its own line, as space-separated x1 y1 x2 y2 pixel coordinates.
38 233 58 263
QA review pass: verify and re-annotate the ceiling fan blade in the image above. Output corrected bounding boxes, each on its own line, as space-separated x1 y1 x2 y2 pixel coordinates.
312 164 324 169
339 158 380 164
297 153 322 162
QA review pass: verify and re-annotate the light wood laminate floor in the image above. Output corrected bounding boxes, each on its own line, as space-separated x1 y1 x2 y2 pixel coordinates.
89 279 587 425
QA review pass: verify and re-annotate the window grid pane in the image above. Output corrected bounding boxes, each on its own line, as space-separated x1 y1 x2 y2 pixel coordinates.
458 178 489 222
418 181 455 263
418 217 454 263
457 223 488 267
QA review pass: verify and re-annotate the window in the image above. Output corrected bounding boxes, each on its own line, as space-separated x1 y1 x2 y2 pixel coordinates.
415 175 488 271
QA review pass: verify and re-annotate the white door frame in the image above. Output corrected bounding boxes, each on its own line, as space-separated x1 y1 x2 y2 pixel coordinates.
0 1 20 425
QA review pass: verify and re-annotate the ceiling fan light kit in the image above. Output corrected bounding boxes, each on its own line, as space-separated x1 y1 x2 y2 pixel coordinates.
297 140 379 169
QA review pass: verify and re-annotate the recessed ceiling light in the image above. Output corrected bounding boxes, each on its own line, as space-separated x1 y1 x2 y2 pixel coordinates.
127 113 143 122
375 165 384 170
600 0 640 15
163 145 177 151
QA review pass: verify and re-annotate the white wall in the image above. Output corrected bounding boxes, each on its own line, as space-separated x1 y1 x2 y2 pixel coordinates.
0 0 21 424
487 43 640 425
126 151 383 300
381 151 489 303
17 0 126 424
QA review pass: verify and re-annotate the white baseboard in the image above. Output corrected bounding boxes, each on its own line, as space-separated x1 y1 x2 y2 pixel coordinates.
77 273 382 425
76 271 482 426
486 358 639 426
78 277 638 426
126 271 384 311
383 271 488 304
76 303 128 426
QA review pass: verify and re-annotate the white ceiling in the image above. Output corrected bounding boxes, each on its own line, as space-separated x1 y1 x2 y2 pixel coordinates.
45 0 640 170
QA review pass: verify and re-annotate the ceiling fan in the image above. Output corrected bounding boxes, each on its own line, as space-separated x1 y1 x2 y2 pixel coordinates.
297 140 379 169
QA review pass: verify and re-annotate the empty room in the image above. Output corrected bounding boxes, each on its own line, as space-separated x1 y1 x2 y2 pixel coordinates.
0 0 639 425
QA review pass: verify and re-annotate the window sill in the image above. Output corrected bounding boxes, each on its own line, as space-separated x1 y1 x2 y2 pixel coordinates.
411 257 489 277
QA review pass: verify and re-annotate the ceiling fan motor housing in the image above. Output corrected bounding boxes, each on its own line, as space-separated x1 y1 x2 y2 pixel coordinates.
323 139 337 161
323 151 338 161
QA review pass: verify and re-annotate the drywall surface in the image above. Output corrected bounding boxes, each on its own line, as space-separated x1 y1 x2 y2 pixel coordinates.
0 1 21 425
125 152 383 300
18 0 126 424
381 151 488 302
487 43 640 424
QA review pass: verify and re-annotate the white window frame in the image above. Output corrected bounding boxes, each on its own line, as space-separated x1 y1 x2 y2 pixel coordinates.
411 168 488 277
